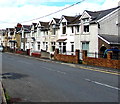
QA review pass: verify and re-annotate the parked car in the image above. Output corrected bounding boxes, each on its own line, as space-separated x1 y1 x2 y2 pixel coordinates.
0 46 3 52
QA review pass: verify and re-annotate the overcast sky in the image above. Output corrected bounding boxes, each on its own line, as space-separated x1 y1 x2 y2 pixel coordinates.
0 0 119 29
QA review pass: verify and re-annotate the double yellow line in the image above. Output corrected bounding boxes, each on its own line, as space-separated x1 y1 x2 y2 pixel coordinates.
78 66 120 76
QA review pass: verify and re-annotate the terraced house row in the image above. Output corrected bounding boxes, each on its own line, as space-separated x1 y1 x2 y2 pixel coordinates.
0 6 120 57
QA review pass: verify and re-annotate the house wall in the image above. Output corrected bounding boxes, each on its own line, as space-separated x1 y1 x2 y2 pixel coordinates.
89 24 99 53
66 26 75 52
58 19 75 52
48 25 59 54
74 25 81 50
78 12 99 53
15 33 21 49
98 9 118 35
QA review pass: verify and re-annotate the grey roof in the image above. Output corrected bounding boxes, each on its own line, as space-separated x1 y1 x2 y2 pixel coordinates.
53 18 60 24
0 29 6 35
39 21 49 28
22 25 31 33
62 15 76 24
86 6 120 21
62 15 81 25
23 25 31 30
32 23 37 26
99 34 120 44
70 15 81 24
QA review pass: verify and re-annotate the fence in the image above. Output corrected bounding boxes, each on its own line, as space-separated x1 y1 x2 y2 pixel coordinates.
59 51 75 55
86 52 120 60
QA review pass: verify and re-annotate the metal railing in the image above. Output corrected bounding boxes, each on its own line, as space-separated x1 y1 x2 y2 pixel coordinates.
86 52 120 60
59 51 75 55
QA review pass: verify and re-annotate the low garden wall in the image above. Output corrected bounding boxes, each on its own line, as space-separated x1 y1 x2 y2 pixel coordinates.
82 50 120 69
31 52 41 58
54 49 79 64
40 50 51 59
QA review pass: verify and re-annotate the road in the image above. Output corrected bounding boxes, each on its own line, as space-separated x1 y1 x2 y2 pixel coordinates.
1 53 119 103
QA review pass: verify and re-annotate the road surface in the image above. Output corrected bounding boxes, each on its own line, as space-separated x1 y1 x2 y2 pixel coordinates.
2 53 119 103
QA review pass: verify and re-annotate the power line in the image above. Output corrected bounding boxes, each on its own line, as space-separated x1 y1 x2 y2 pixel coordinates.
0 0 86 24
20 0 86 23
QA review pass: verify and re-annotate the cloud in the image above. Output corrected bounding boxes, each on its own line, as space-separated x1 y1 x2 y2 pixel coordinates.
101 0 119 9
0 0 119 29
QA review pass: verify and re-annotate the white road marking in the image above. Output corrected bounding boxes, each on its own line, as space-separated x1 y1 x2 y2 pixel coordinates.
56 70 66 74
85 79 120 90
40 66 66 74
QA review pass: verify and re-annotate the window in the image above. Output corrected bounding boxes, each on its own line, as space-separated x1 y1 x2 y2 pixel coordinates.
51 42 55 52
46 31 48 35
46 42 48 51
59 42 62 53
76 25 79 32
52 28 56 35
62 27 66 34
31 42 34 48
82 42 89 51
83 18 89 23
37 42 40 50
71 26 74 33
43 42 45 50
71 42 74 52
84 25 89 32
63 42 66 53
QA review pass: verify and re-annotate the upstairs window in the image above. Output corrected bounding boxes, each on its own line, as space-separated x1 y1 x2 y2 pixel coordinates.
62 27 66 34
84 25 89 32
52 28 56 35
83 18 89 23
62 22 66 34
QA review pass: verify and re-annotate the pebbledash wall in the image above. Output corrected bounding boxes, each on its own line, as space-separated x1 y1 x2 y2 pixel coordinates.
82 50 120 69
